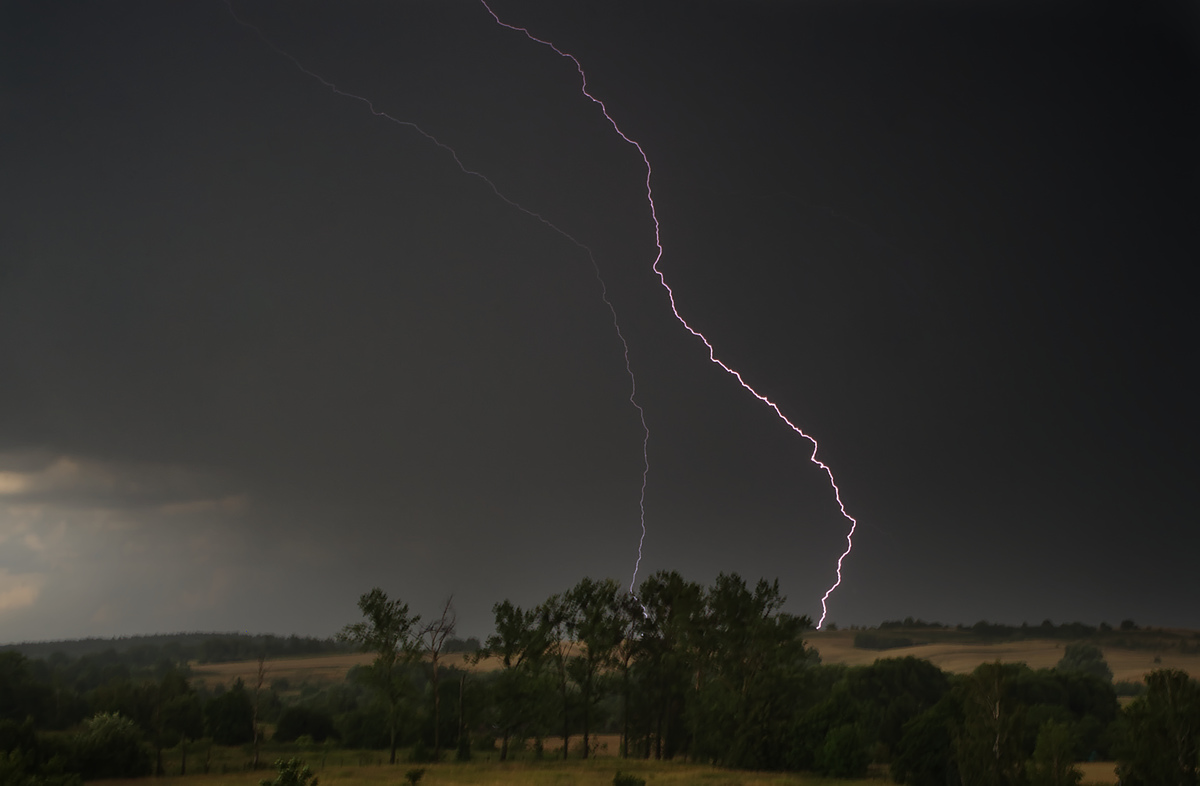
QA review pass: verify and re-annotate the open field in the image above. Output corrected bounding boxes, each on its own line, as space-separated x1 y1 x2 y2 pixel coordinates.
88 759 884 786
806 630 1200 682
86 758 1126 786
190 630 1198 692
190 652 499 688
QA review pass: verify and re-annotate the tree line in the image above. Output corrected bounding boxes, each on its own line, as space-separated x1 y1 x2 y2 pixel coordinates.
0 632 351 665
2 571 1198 786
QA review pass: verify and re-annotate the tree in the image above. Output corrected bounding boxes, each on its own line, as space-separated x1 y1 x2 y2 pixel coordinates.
541 593 579 759
153 667 202 776
251 655 269 769
1115 669 1200 786
633 570 705 761
274 707 338 743
891 696 963 786
1027 719 1082 786
954 662 1027 786
74 712 152 780
1055 643 1113 683
339 588 421 764
421 596 456 760
565 577 627 760
206 678 254 745
478 599 551 761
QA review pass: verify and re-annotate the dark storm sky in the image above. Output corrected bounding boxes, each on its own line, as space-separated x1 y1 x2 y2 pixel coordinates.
1 0 1196 643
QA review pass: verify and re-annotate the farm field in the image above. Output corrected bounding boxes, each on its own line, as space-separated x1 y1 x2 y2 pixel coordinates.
190 651 499 688
805 630 1200 682
191 631 1199 692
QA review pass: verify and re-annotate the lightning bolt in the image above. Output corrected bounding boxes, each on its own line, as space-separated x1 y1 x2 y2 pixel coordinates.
478 1 858 628
223 2 651 593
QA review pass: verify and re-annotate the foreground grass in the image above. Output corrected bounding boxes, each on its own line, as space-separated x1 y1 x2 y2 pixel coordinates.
90 758 885 786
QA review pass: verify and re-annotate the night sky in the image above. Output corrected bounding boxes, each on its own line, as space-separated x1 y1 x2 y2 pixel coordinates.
1 0 1196 643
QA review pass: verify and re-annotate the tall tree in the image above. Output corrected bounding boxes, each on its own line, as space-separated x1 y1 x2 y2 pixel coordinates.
541 593 578 759
566 577 626 760
635 570 705 760
251 654 268 770
1115 669 1200 786
422 596 457 760
954 662 1027 786
478 599 551 760
339 587 422 764
1027 719 1082 786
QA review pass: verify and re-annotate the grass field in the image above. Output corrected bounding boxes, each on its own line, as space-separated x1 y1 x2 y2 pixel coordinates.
88 757 1126 786
90 759 885 786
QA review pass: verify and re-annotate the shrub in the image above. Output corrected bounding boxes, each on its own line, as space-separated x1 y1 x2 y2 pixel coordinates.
274 706 339 743
259 758 318 786
73 713 151 780
613 772 646 786
404 768 425 785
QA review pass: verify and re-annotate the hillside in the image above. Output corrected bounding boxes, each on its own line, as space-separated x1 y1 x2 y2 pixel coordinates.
807 628 1200 682
185 625 1200 692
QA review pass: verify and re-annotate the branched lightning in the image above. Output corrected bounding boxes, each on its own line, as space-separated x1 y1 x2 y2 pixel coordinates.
223 1 651 591
478 1 858 628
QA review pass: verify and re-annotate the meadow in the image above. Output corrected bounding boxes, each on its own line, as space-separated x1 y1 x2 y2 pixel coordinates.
92 759 887 786
89 749 1124 786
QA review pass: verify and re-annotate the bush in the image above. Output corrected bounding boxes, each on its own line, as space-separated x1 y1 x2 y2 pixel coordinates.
404 768 425 785
613 773 646 786
274 706 339 743
408 739 439 763
259 758 318 786
73 713 152 780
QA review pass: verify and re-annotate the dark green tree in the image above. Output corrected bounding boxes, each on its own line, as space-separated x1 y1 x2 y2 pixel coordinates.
1115 669 1200 786
954 662 1027 786
478 599 552 760
540 593 578 759
206 678 254 745
815 722 871 778
338 588 422 764
153 667 203 775
73 712 152 780
420 597 456 760
634 570 705 761
566 577 627 760
274 707 338 743
689 574 816 770
1027 719 1082 786
1055 643 1113 683
891 695 963 786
